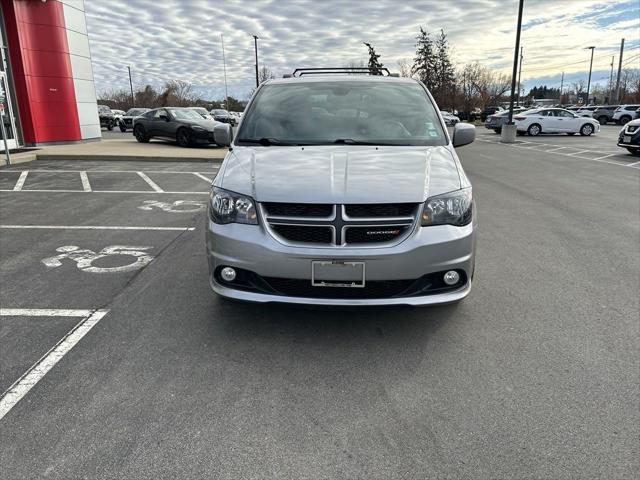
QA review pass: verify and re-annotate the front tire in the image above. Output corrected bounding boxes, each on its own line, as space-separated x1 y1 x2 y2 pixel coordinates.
580 123 594 136
626 148 640 156
527 123 541 136
134 125 150 143
619 115 632 125
176 128 192 147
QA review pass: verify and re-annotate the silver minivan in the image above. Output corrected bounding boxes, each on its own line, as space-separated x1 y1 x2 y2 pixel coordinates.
206 69 476 306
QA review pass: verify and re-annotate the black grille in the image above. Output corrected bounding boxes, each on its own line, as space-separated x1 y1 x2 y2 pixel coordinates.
345 203 416 217
263 277 413 299
264 202 333 217
271 225 332 243
345 225 410 244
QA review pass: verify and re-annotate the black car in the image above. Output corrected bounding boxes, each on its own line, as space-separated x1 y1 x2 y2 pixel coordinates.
480 106 504 122
210 109 236 126
133 107 223 147
98 104 115 131
617 118 640 156
119 108 150 132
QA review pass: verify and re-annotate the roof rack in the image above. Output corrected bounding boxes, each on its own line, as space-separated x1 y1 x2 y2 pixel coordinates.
284 67 398 78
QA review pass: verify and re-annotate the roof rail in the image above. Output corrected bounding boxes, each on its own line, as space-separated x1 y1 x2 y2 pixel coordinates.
288 67 395 77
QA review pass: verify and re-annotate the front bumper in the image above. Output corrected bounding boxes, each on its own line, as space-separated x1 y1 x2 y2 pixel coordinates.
206 217 476 306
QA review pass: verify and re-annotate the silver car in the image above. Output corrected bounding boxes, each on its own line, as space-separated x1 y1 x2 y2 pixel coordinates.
206 71 476 306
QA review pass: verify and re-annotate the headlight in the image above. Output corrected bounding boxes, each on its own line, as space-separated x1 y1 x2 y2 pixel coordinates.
421 188 472 227
209 187 258 225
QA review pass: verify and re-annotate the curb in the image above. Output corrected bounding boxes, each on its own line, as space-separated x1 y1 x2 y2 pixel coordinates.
35 154 223 163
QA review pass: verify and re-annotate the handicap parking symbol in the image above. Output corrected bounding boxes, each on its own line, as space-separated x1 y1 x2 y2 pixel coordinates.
138 200 206 213
42 245 154 273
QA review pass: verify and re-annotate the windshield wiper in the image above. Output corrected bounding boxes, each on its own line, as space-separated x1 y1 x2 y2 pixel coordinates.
236 137 299 146
332 138 408 146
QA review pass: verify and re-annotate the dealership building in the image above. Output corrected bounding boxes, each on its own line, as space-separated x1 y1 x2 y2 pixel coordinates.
0 0 99 151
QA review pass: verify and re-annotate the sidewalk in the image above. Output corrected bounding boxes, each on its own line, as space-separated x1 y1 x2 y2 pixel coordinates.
1 137 227 166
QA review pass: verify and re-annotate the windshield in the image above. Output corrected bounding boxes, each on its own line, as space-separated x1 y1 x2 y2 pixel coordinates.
237 81 446 146
170 109 205 120
126 108 147 116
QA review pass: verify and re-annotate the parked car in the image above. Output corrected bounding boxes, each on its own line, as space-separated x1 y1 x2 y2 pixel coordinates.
98 105 115 131
591 105 619 125
617 118 640 156
111 109 125 125
484 107 528 133
613 105 640 125
575 106 598 117
513 108 600 136
636 107 640 119
206 70 477 306
190 107 215 120
480 106 503 122
119 108 150 132
133 107 223 147
211 109 237 126
440 111 460 126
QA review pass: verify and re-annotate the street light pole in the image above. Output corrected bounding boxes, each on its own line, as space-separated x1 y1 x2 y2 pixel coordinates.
517 46 523 106
501 0 524 143
585 46 595 104
127 66 135 108
608 55 614 103
221 34 229 111
253 35 259 88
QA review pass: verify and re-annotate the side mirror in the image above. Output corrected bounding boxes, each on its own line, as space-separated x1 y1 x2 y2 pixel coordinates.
214 123 233 147
452 123 475 148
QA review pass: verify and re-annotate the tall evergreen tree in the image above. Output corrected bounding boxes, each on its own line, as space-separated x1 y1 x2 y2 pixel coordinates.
433 29 455 106
363 42 384 75
412 27 436 89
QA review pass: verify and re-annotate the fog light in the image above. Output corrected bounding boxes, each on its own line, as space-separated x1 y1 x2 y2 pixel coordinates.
220 267 236 282
443 270 460 286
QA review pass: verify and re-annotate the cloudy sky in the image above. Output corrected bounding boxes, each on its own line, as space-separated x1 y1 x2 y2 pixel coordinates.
84 0 640 101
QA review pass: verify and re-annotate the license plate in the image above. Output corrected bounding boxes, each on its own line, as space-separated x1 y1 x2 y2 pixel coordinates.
623 135 631 143
311 261 365 288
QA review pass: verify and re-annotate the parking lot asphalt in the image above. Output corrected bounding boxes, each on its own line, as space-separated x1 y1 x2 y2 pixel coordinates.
0 125 638 479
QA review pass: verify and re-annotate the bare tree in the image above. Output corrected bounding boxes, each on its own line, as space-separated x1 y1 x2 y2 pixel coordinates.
259 65 274 84
397 58 412 78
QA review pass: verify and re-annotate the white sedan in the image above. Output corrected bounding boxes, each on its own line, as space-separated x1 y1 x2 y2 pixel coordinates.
514 108 600 136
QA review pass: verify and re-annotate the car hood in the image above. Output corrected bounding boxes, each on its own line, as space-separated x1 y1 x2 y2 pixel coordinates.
218 145 461 203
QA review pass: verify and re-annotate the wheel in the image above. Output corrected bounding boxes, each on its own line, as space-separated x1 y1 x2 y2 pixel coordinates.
527 123 541 136
119 124 127 133
619 115 632 125
579 123 594 136
176 128 192 147
133 125 149 143
107 123 114 131
597 116 608 125
626 148 640 156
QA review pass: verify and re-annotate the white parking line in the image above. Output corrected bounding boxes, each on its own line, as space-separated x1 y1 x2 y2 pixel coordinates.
0 189 209 194
192 172 213 183
627 161 640 167
0 225 196 231
566 150 590 156
13 171 28 191
1 169 219 174
137 172 164 192
80 171 91 192
0 309 109 420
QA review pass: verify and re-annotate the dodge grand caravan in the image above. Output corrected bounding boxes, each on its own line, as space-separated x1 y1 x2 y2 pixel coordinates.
206 68 476 306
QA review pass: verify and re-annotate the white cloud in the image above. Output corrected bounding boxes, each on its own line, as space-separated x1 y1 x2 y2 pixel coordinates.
84 0 640 100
